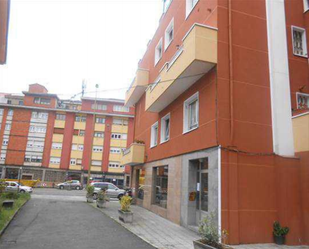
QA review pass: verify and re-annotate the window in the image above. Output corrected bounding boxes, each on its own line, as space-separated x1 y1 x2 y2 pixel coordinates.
34 97 51 105
153 166 168 208
96 117 105 124
150 122 158 148
7 100 11 104
161 113 170 143
184 92 199 133
70 159 76 165
0 154 6 161
108 162 120 168
163 0 172 13
27 140 44 151
19 101 23 105
113 105 129 112
29 126 46 133
92 160 101 166
77 159 82 165
155 38 163 65
113 118 128 126
2 139 8 145
5 124 11 131
75 116 86 122
52 143 62 150
78 145 84 151
92 103 107 111
93 146 103 152
79 130 85 136
24 155 42 163
165 19 174 50
0 109 3 115
297 92 309 109
303 0 309 12
110 147 121 154
71 144 78 150
186 0 199 18
94 132 104 138
32 112 48 120
50 157 60 164
56 114 66 120
292 26 308 57
111 133 127 140
7 109 13 116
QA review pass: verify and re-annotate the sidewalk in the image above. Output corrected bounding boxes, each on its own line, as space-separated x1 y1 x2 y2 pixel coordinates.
90 201 309 249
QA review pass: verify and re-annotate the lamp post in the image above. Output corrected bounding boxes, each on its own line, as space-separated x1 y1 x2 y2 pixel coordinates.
18 166 23 192
87 84 99 185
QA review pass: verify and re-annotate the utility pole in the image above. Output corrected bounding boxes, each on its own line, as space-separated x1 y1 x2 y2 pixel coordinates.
82 80 86 97
86 84 99 185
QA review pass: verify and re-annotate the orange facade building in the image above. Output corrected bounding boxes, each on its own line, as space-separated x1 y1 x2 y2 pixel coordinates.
0 84 134 187
122 0 309 245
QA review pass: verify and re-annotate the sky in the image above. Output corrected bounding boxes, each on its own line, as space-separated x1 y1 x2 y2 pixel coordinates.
0 0 163 100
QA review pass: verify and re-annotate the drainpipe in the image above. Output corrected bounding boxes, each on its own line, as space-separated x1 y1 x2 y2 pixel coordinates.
228 0 234 146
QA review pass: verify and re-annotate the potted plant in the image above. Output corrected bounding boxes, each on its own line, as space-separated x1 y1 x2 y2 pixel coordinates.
118 195 133 223
273 221 289 245
193 212 230 249
96 189 109 208
86 185 95 203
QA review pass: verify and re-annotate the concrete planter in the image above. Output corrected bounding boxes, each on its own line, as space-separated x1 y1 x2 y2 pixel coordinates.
87 196 94 203
118 210 133 223
193 240 216 249
96 200 106 208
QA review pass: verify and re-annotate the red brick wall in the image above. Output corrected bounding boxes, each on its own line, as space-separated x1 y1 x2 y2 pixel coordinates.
6 109 31 165
23 95 57 109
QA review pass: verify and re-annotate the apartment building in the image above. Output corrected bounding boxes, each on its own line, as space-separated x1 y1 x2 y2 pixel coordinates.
0 0 10 64
0 84 134 187
121 0 309 246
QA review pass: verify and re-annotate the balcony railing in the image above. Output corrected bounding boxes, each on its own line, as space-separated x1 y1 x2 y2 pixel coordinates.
145 23 218 112
120 143 145 166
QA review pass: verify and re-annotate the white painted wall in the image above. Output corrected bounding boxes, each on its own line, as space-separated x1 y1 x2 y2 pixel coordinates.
265 0 295 156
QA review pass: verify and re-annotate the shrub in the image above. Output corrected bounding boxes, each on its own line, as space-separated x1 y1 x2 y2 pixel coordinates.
273 221 289 237
86 185 94 198
120 195 132 212
0 180 6 194
97 189 109 202
3 192 19 200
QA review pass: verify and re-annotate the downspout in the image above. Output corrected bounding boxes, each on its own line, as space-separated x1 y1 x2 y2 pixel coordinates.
228 0 234 146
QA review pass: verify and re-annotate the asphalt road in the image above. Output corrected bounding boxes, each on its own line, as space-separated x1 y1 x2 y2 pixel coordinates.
0 188 154 249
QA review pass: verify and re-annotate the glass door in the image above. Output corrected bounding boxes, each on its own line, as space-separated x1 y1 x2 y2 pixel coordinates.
196 159 209 225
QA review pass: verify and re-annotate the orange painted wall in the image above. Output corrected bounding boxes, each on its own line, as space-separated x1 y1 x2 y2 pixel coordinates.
42 112 55 167
6 109 31 165
82 114 94 171
285 0 309 110
60 112 74 170
221 150 306 245
102 116 112 173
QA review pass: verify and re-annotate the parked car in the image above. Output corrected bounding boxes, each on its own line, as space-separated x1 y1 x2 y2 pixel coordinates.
57 180 82 190
91 182 126 200
5 181 33 193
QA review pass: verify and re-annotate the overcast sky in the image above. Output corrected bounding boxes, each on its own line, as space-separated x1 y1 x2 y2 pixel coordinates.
0 0 163 100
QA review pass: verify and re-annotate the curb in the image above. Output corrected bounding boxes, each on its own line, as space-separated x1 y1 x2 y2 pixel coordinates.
0 198 30 237
87 202 159 249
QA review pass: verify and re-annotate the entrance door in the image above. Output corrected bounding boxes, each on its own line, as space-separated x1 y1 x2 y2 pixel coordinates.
195 159 209 225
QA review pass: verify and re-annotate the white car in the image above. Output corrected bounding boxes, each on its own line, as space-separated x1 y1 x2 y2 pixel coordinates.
5 181 33 193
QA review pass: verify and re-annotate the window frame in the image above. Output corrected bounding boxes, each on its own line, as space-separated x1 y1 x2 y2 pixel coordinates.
164 18 174 51
303 0 309 12
186 0 199 19
150 121 159 148
296 92 309 109
160 113 171 144
155 38 163 66
183 92 199 134
291 25 308 58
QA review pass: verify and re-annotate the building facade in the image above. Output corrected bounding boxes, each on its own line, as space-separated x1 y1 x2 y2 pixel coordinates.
122 0 309 246
0 84 134 187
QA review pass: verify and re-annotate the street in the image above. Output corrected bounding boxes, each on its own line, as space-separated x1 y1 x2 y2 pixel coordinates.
0 188 155 249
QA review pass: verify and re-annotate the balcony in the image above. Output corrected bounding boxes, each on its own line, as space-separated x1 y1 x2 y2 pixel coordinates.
293 111 309 153
120 143 145 166
125 69 149 107
145 24 218 112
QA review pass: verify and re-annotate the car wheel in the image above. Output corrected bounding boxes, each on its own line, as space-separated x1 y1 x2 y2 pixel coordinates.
60 185 64 190
93 193 98 200
20 190 26 193
118 194 124 200
76 186 81 190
